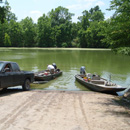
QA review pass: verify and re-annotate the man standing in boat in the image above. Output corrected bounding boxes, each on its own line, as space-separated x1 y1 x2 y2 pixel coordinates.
52 63 57 70
80 66 86 75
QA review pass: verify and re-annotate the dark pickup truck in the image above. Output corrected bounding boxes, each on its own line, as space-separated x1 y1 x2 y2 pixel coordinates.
0 61 34 91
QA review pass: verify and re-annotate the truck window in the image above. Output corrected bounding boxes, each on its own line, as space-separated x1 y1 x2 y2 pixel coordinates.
0 62 4 71
12 63 20 72
4 63 12 72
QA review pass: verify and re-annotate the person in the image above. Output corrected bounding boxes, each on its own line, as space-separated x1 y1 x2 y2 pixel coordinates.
4 64 10 72
52 63 57 70
80 66 86 75
47 64 55 74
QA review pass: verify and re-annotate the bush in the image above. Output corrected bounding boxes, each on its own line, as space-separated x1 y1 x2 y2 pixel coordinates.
113 47 130 56
62 43 68 47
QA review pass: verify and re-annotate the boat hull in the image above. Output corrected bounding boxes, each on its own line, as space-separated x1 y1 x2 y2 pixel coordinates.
35 71 62 81
75 74 126 93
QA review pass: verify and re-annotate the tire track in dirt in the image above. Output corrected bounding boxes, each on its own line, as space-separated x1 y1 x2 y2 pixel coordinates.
18 91 58 128
0 99 33 129
0 92 35 124
0 91 54 130
73 94 80 124
24 91 67 130
1 91 129 130
78 94 90 130
38 91 62 121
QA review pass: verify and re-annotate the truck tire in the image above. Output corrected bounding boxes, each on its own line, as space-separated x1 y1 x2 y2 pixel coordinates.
22 79 30 91
2 88 8 92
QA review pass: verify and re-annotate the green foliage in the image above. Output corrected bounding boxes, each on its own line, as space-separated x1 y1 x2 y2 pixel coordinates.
51 25 61 47
8 20 23 47
103 0 130 49
78 6 106 48
0 6 6 23
0 2 107 48
71 37 80 47
49 6 74 27
0 20 8 46
0 22 4 46
109 0 130 16
0 1 17 22
78 10 90 30
37 14 53 47
89 6 104 22
20 17 36 47
2 1 130 55
78 29 88 48
4 33 11 46
62 42 68 47
48 6 74 47
113 47 130 55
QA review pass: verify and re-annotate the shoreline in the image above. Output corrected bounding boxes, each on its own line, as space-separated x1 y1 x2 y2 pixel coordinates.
0 47 111 51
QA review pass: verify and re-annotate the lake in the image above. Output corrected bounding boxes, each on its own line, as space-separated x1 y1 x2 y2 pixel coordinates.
0 48 130 94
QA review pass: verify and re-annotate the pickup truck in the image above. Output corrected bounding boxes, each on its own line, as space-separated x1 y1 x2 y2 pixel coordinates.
0 61 34 91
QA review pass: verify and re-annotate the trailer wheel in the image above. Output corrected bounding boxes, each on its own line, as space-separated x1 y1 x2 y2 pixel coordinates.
22 79 30 91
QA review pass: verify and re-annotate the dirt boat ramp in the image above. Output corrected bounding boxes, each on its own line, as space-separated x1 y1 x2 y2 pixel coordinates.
0 90 130 130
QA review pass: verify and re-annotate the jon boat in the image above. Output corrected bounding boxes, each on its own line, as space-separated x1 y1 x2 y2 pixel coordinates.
34 70 62 81
75 74 126 93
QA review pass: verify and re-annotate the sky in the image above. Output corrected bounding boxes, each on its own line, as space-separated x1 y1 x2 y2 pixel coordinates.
1 0 115 23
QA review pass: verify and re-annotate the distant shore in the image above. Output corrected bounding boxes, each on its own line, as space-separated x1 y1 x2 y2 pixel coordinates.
0 47 111 51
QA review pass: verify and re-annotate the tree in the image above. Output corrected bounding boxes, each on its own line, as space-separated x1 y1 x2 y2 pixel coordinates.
0 1 19 47
0 21 4 46
4 1 17 22
20 17 36 47
0 6 6 23
89 6 104 22
49 6 74 27
87 21 108 48
104 0 130 48
78 6 105 48
0 1 17 23
0 19 8 46
4 33 11 46
51 25 61 47
97 20 110 48
49 6 74 47
8 20 23 47
78 10 90 30
37 14 53 47
78 29 88 48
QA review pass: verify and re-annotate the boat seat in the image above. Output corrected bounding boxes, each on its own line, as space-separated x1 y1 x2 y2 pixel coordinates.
80 74 86 78
92 75 100 80
91 80 105 85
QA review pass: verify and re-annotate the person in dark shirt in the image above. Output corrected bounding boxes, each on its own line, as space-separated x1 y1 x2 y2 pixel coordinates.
80 66 86 75
52 63 57 69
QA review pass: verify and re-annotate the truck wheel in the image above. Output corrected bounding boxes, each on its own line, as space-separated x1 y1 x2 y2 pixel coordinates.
22 79 30 91
0 88 7 92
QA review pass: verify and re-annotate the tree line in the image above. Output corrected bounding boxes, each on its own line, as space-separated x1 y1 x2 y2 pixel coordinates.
0 0 130 54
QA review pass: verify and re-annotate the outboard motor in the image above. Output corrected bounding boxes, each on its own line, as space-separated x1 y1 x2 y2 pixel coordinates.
80 66 86 75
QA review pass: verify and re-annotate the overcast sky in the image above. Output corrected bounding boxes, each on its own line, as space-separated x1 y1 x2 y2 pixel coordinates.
1 0 115 23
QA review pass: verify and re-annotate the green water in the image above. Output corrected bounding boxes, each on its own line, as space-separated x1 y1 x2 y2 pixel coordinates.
0 48 130 92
